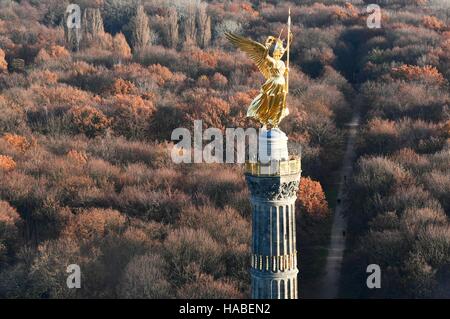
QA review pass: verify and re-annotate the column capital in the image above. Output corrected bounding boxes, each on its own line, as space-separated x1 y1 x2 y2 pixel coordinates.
245 172 301 202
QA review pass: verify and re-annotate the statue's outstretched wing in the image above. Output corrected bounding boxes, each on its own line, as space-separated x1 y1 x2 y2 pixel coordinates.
225 32 271 79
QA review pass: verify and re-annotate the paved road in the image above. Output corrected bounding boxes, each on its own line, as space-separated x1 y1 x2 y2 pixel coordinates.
319 113 360 299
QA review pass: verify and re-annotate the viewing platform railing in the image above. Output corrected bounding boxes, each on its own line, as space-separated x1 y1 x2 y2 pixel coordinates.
244 157 301 176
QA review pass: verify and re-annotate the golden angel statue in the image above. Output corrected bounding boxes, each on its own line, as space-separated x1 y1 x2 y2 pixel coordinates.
225 14 292 128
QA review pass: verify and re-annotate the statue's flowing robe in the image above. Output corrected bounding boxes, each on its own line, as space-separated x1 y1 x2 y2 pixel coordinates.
247 56 289 126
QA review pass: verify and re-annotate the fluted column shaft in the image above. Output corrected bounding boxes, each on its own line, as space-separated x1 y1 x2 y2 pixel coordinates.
246 170 301 299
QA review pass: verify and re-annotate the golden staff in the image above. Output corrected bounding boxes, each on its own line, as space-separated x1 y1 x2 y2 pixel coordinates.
286 8 291 96
281 8 291 120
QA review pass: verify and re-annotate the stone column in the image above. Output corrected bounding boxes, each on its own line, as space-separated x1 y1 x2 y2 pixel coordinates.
245 128 301 299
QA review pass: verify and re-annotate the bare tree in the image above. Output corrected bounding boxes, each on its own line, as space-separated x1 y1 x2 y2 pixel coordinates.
113 32 132 64
182 2 197 47
167 7 179 49
131 5 151 52
82 8 105 46
197 3 211 48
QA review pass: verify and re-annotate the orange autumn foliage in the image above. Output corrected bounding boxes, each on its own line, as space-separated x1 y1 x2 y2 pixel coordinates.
72 61 97 76
113 33 132 61
67 149 88 165
35 45 70 63
0 155 16 172
1 134 32 153
148 64 174 86
345 3 359 17
29 70 58 85
108 94 155 137
184 48 218 69
230 90 259 108
35 49 51 63
367 118 398 136
0 200 20 231
185 90 231 129
62 208 126 241
48 45 70 59
111 78 137 95
34 86 94 109
443 120 450 138
422 15 446 31
297 177 329 218
70 105 111 138
332 7 351 21
0 49 7 73
241 3 259 17
211 73 228 88
112 94 155 115
391 64 445 85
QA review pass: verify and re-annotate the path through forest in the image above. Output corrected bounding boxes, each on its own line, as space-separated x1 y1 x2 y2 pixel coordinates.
319 112 360 299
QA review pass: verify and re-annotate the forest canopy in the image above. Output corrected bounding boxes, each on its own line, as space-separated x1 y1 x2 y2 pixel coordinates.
0 0 449 299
